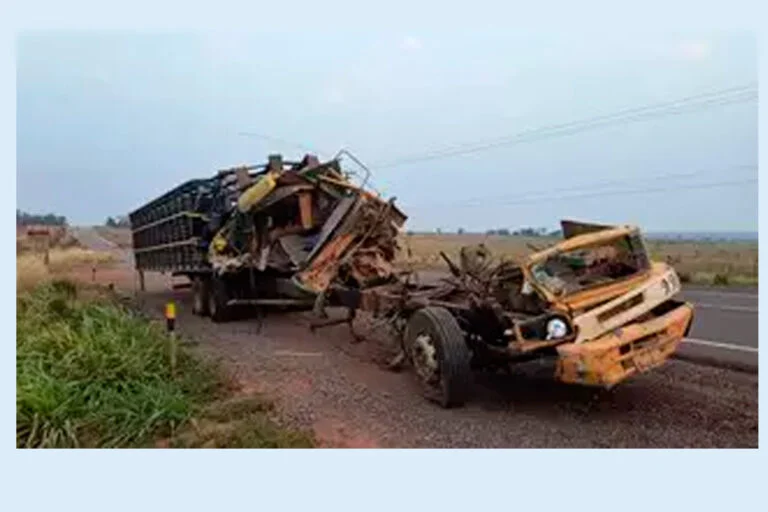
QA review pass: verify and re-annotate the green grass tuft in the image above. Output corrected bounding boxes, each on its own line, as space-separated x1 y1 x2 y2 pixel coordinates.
16 281 311 448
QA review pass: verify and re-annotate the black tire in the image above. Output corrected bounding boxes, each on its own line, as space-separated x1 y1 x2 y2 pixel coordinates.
192 276 211 316
208 275 231 323
404 307 473 408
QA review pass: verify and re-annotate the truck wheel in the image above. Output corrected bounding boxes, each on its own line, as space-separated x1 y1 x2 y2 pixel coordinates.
192 276 210 316
404 307 473 408
208 275 231 323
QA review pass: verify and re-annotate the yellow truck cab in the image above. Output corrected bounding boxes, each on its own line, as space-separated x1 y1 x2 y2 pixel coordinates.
521 221 694 387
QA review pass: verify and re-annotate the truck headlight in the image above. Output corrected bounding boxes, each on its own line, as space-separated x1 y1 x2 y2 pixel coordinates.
546 318 569 340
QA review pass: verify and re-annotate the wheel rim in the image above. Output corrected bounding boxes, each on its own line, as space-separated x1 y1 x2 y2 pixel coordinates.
411 332 439 385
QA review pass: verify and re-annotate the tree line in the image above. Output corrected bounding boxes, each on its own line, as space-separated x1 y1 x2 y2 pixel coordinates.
485 227 562 237
407 227 563 237
16 209 67 227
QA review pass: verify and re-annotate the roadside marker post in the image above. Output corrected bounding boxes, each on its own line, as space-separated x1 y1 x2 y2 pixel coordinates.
165 302 177 377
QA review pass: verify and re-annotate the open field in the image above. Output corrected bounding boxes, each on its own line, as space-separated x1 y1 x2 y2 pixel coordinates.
96 227 757 286
396 233 758 287
95 226 758 286
16 246 314 448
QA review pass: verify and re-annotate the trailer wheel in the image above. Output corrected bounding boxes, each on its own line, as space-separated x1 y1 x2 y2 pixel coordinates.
192 276 210 316
404 307 473 408
208 275 231 323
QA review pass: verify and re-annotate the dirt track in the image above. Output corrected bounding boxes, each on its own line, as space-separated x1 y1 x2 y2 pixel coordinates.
96 266 755 449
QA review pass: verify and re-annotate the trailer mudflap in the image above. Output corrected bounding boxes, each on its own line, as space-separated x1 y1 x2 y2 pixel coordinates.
554 302 694 387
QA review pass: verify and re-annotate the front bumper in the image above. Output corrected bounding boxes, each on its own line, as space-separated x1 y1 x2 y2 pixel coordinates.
554 302 694 387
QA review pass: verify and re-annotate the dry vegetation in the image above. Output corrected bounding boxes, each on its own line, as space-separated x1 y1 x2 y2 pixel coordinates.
95 227 758 287
397 233 758 287
17 225 117 291
16 225 79 253
17 248 116 291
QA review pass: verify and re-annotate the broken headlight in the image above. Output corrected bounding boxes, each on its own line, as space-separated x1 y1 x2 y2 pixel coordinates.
518 313 573 341
546 318 569 340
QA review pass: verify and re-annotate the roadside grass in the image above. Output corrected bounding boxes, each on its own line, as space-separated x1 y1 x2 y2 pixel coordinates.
397 234 758 287
16 273 314 448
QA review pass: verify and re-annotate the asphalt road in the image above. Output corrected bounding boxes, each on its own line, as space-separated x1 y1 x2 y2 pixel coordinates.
71 227 134 265
679 287 758 348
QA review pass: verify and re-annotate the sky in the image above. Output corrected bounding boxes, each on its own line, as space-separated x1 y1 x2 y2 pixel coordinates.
15 31 757 232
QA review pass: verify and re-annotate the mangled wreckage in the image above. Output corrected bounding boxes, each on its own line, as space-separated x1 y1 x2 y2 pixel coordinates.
129 151 406 320
129 152 694 408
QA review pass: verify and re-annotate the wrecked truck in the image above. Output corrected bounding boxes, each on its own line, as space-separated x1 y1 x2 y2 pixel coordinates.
316 220 695 407
129 152 693 408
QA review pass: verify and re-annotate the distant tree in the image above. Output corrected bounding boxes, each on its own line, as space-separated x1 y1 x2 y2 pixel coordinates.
496 228 510 236
105 215 130 228
457 227 465 235
436 228 442 235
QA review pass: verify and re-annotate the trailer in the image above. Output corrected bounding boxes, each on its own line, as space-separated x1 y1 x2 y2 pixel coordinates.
128 151 407 321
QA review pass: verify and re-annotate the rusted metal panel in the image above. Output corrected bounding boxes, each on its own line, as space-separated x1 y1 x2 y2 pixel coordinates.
560 219 613 239
298 191 313 229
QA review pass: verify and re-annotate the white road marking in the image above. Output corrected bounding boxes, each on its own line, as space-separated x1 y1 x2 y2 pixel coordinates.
693 302 759 313
683 338 758 353
683 289 758 300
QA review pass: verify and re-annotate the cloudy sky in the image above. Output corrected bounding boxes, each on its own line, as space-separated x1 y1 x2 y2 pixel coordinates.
16 31 757 232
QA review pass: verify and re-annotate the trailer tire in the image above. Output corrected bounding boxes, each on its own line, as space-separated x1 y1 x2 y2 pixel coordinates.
208 275 231 323
192 276 210 316
404 306 473 408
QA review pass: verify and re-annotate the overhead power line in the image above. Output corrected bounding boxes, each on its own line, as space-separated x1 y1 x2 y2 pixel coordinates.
237 131 324 157
373 84 757 169
409 175 757 211
417 164 757 209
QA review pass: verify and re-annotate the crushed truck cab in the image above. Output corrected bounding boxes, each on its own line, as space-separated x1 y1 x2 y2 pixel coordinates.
522 221 694 388
555 299 693 386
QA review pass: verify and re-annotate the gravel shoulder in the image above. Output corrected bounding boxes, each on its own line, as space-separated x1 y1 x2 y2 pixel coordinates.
127 275 757 448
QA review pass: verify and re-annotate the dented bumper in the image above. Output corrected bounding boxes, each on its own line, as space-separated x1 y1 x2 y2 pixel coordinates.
554 302 694 387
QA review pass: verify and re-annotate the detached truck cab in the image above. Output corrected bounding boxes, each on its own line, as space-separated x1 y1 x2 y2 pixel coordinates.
521 221 695 387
